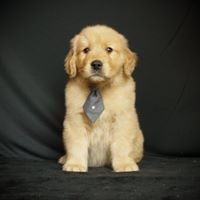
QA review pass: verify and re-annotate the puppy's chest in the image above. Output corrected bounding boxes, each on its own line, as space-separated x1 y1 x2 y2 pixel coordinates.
84 90 125 166
88 117 112 167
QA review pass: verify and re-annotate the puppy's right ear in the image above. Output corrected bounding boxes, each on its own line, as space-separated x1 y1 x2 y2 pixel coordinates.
64 36 79 78
64 49 76 78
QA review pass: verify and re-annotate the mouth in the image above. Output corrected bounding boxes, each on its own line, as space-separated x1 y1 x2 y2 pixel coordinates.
88 73 107 82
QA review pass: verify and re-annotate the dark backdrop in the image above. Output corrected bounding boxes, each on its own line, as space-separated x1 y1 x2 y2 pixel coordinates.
0 0 199 160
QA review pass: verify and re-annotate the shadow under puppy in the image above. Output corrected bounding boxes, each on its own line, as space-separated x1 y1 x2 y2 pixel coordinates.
59 25 144 172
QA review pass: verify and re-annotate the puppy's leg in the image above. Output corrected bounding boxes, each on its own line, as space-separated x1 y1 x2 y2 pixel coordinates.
111 113 143 172
62 116 88 172
133 129 144 163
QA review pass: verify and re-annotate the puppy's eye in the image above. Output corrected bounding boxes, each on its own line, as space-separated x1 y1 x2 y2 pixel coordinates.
83 47 90 54
106 47 113 53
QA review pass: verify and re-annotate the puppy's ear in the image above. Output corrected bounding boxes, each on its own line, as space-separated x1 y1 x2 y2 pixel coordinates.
64 36 79 78
123 48 138 76
64 49 76 78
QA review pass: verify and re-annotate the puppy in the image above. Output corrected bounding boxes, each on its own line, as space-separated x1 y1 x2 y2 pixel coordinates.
59 25 144 172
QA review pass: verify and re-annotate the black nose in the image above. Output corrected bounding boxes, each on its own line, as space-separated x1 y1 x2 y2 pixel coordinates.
91 60 103 71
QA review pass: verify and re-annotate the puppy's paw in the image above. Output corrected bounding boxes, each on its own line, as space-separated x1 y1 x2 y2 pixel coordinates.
62 163 87 172
113 161 139 172
58 155 66 165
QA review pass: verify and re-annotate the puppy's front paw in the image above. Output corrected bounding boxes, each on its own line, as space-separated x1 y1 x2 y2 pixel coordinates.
113 161 139 172
62 163 87 172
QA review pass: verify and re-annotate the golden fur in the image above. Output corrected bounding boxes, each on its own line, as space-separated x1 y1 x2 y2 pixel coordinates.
59 25 144 172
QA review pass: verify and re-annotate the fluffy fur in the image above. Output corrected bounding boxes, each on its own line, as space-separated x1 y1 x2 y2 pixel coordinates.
59 25 144 172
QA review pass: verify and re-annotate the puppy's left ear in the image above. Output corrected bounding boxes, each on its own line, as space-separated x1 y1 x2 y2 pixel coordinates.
123 48 138 76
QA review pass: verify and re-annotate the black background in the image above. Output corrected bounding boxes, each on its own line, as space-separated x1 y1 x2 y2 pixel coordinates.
0 0 199 160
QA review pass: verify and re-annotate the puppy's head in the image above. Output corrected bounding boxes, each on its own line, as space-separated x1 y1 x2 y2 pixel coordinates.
65 25 137 83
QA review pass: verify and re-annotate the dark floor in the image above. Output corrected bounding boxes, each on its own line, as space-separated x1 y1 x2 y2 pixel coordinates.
0 154 200 200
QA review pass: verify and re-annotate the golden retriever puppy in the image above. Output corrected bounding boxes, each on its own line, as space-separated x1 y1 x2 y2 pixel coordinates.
59 25 144 172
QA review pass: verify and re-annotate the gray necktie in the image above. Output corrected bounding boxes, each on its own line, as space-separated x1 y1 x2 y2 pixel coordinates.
83 88 104 123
